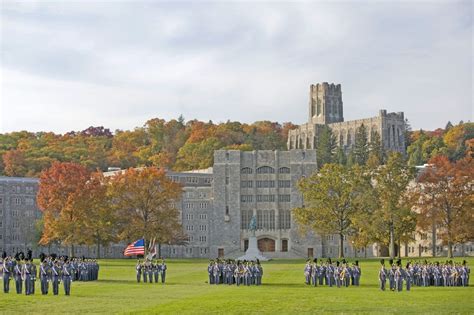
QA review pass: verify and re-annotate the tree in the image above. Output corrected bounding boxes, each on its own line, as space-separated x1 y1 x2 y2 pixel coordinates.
294 164 368 258
369 130 384 165
3 149 28 176
374 152 415 259
80 172 118 259
109 167 183 248
411 155 474 257
37 162 91 256
353 124 369 165
316 125 336 168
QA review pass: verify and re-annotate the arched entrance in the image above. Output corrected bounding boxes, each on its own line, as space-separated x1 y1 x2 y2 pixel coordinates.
258 238 275 252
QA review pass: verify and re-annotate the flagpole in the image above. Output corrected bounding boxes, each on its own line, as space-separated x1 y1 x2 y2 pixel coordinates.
143 235 147 260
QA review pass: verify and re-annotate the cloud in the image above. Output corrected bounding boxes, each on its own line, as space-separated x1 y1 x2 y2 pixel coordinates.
0 1 472 133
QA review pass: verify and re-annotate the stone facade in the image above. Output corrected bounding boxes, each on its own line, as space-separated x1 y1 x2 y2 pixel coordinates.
287 82 406 154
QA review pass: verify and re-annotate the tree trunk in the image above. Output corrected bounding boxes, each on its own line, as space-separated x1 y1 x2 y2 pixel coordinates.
339 233 344 258
404 241 408 257
364 247 367 258
431 222 436 257
96 236 101 259
447 240 453 258
70 244 75 257
389 223 395 259
158 243 162 259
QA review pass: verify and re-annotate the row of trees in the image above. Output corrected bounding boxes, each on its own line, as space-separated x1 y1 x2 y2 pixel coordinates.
37 162 184 257
294 152 473 259
0 118 294 177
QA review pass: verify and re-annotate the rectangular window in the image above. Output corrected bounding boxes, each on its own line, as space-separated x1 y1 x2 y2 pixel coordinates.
256 195 275 202
240 195 253 203
278 180 291 188
278 195 291 202
241 180 253 188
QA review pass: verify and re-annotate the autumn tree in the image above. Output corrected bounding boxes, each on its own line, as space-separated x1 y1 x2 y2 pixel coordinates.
315 125 336 168
374 152 416 259
109 167 184 249
411 155 474 257
294 164 370 258
353 124 369 165
79 172 119 258
37 162 91 256
3 149 28 176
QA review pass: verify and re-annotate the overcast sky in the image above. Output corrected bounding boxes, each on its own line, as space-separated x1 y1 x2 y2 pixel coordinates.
0 1 472 134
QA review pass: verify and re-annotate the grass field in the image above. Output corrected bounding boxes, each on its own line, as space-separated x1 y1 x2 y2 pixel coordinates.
0 258 473 314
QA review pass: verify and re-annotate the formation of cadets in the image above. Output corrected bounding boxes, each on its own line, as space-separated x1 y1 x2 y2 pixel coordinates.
378 259 470 292
207 259 263 286
1 251 99 296
304 258 361 287
135 259 167 284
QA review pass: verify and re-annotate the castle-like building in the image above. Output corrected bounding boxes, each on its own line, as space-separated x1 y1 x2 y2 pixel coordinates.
3 82 471 259
287 83 406 154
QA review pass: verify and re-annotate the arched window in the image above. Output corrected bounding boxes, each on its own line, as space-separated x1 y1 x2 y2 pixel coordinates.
278 167 290 174
256 166 275 174
241 167 253 174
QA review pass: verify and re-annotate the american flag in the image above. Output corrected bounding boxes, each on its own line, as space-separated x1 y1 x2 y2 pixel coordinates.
124 239 145 256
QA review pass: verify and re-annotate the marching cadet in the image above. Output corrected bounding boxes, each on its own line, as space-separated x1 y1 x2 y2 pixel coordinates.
388 259 396 291
212 261 220 285
39 254 50 295
153 261 159 283
352 261 361 286
14 254 23 294
62 258 73 296
147 261 154 283
142 262 148 283
318 260 325 285
51 259 61 295
311 259 318 287
255 260 263 286
394 261 403 292
136 260 142 283
160 259 167 284
379 259 387 291
343 263 351 287
304 259 312 285
334 261 341 288
23 257 33 295
326 259 334 287
405 262 413 291
3 254 12 293
208 260 214 284
30 258 37 295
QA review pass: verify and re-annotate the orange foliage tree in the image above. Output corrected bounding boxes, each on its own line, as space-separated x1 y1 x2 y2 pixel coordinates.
411 155 474 257
37 162 91 256
108 167 184 250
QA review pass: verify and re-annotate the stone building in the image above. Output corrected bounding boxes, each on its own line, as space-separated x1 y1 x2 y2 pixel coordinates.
287 82 406 154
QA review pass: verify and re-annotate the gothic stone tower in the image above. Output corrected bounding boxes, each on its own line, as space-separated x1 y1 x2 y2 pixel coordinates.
308 82 344 125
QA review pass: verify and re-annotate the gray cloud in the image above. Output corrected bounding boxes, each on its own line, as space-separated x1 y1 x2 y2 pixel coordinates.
1 1 472 133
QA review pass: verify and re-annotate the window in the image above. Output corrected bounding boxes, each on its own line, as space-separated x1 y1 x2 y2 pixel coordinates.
256 210 275 230
278 167 290 174
14 197 21 205
256 195 275 202
279 210 291 229
241 167 253 174
241 195 253 203
241 180 253 188
281 239 288 252
241 210 252 229
256 180 275 188
199 225 207 231
25 198 34 206
186 225 194 231
278 195 291 202
199 214 207 220
225 206 229 215
278 180 291 188
199 236 207 242
256 166 275 174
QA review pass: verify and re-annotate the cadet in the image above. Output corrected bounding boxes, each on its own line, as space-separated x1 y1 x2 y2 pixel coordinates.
304 260 311 285
394 261 403 292
62 258 73 296
136 260 142 283
379 259 387 291
160 259 167 284
51 259 61 295
311 259 318 287
14 254 23 294
153 261 159 283
39 255 50 295
388 259 395 291
208 260 214 284
405 262 413 291
3 254 12 293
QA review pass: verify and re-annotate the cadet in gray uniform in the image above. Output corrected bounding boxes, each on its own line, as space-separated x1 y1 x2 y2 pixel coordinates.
51 260 61 295
379 259 387 291
39 255 50 295
160 260 167 284
3 254 12 293
136 260 142 283
14 254 23 294
62 258 72 296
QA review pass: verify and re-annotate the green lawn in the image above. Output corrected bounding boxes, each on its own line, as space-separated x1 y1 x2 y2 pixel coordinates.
0 258 473 314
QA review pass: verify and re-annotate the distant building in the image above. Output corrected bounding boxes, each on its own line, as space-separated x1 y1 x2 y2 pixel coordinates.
287 82 406 154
